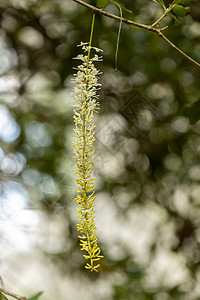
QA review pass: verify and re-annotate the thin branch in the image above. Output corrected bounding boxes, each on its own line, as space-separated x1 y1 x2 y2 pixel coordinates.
152 4 176 27
111 1 122 70
158 31 200 68
98 0 122 70
0 276 4 289
72 0 200 69
73 0 151 30
0 288 26 300
160 25 168 31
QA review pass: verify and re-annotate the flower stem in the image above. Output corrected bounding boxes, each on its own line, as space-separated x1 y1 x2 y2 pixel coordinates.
87 13 96 69
83 13 97 268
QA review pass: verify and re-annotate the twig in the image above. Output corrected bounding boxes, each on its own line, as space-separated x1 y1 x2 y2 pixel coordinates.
158 30 200 68
99 0 122 70
0 288 26 300
160 25 168 31
0 276 4 289
110 1 122 70
73 0 150 30
72 0 200 69
152 4 176 27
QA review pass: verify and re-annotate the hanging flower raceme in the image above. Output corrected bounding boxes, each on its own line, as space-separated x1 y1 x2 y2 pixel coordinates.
72 42 103 272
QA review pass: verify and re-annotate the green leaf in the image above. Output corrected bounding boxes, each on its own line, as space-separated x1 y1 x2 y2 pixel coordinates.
172 5 190 17
97 0 110 8
27 292 43 300
171 0 192 5
183 99 200 125
171 14 181 25
97 0 133 14
152 0 166 10
0 292 9 300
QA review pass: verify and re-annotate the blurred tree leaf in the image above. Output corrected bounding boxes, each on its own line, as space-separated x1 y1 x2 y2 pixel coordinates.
26 292 43 300
171 13 181 25
171 0 192 5
97 0 133 14
172 5 190 16
0 0 200 299
183 99 200 124
97 0 110 8
152 0 166 10
0 292 8 300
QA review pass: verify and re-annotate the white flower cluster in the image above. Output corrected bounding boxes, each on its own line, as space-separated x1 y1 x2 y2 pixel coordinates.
72 42 103 272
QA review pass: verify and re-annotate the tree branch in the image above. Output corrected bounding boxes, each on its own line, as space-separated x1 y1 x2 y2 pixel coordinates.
158 31 200 68
72 0 200 69
73 0 151 30
0 288 26 300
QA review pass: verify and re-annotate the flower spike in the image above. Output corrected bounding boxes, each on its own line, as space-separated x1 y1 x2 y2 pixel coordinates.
72 40 103 271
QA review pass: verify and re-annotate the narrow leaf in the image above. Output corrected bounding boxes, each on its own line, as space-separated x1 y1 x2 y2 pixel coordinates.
27 292 43 300
171 14 181 25
172 5 190 17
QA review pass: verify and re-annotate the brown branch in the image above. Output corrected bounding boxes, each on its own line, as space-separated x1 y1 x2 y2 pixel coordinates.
158 31 200 68
0 288 26 300
73 0 151 30
72 0 200 69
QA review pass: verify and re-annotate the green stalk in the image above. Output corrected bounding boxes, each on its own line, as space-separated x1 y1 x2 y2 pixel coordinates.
87 13 96 69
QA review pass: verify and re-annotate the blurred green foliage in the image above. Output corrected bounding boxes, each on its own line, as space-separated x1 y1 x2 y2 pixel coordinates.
0 0 200 299
0 292 8 300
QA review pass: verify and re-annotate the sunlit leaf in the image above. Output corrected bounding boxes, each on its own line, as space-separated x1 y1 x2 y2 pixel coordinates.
172 5 190 16
26 291 43 300
152 0 166 9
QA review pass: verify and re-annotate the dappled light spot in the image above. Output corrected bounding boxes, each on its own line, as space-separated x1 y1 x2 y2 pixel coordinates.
157 100 178 117
129 70 148 86
137 109 153 131
1 152 26 176
0 181 28 217
189 165 200 181
160 57 177 73
17 26 44 49
46 22 67 39
147 82 174 102
40 175 58 196
0 104 20 142
25 121 52 148
0 75 20 93
0 48 18 75
179 71 194 88
183 21 200 39
163 153 182 171
22 168 41 186
172 186 190 217
2 14 18 32
171 116 190 133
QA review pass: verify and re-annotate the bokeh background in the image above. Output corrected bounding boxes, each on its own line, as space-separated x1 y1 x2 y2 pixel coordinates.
0 0 200 299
